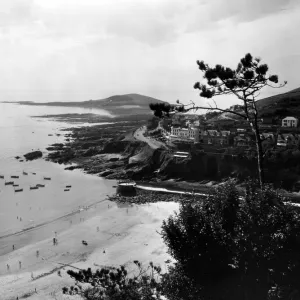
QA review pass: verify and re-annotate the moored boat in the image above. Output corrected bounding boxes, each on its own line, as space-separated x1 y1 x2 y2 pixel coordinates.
64 189 70 192
0 175 4 179
36 184 45 187
15 188 23 192
13 184 19 187
23 171 28 175
30 186 39 190
117 180 136 196
66 185 72 188
44 177 51 180
5 181 14 185
11 175 19 179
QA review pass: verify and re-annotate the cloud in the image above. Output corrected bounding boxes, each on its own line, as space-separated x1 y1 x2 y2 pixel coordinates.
0 0 299 107
208 0 299 23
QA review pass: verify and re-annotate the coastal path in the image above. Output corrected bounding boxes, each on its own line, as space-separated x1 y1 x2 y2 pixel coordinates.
134 126 167 149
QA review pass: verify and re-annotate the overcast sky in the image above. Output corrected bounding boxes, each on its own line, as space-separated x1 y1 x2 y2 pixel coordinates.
0 0 299 108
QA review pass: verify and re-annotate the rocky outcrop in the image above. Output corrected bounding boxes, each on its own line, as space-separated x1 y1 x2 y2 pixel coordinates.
24 150 43 161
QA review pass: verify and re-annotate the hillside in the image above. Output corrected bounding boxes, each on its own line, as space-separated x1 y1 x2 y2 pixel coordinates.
256 87 300 117
204 87 300 122
11 93 167 116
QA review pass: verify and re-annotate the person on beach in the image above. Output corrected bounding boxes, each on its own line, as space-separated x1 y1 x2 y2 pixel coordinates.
20 217 22 221
19 261 21 269
97 226 99 232
12 245 15 250
7 264 10 271
36 250 39 258
53 237 56 246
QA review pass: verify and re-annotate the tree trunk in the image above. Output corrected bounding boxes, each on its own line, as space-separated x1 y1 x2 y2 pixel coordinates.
253 125 264 189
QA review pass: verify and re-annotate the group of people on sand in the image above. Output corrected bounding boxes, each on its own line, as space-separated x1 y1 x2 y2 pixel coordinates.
6 260 22 271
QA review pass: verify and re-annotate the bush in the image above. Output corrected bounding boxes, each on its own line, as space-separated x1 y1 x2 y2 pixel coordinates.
161 181 300 300
63 261 164 300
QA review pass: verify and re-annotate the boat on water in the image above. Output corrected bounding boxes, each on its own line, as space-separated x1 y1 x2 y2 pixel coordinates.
13 184 19 187
64 189 70 192
0 175 4 179
5 181 14 185
66 185 72 188
11 175 19 179
44 177 51 180
30 186 39 190
36 184 45 187
32 172 36 175
117 180 136 196
15 188 23 192
23 171 28 175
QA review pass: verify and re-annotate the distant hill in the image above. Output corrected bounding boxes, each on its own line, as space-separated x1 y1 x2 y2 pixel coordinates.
12 93 167 116
256 87 300 117
203 87 300 122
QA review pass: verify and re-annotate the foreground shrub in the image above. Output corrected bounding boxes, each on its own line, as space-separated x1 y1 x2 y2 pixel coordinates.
63 261 165 300
161 181 300 300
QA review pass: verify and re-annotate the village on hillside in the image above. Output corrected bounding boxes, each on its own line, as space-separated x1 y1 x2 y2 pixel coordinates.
146 112 300 157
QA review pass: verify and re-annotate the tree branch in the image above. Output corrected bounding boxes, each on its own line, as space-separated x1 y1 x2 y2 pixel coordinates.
175 101 247 119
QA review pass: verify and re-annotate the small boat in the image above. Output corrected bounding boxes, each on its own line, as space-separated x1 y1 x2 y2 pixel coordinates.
48 134 53 136
44 177 51 180
11 175 19 179
15 188 23 192
5 181 14 185
23 171 28 175
30 186 39 190
64 189 70 192
116 180 136 196
66 185 72 188
32 172 36 175
36 184 45 187
13 184 19 187
0 175 4 179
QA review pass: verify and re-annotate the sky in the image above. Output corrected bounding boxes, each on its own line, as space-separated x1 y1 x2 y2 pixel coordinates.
0 0 299 108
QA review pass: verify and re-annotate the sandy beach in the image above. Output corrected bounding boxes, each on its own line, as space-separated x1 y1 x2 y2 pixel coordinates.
0 199 178 299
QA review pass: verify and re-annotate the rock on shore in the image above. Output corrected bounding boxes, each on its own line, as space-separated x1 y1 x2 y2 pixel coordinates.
24 150 43 161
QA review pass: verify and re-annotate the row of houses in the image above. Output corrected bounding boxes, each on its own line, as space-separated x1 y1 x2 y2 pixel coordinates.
169 114 299 129
169 125 300 149
170 127 240 146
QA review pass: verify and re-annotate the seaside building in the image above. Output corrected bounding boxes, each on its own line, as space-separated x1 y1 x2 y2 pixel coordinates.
199 130 231 145
277 133 300 148
170 126 200 143
282 116 298 128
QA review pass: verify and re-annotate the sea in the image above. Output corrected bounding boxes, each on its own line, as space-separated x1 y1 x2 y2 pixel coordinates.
0 103 117 255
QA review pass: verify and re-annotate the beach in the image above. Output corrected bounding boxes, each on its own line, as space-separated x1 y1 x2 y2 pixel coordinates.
0 200 178 299
0 103 177 299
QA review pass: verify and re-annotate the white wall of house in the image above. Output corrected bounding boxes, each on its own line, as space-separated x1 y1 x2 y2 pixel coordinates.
170 126 199 142
282 117 298 127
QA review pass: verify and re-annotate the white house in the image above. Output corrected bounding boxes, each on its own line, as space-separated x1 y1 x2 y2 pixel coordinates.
282 117 298 128
170 126 200 142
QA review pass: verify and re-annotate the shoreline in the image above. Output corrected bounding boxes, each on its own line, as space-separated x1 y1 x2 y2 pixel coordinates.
0 199 178 299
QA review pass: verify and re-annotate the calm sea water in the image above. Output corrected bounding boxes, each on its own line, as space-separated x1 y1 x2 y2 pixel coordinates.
0 103 117 253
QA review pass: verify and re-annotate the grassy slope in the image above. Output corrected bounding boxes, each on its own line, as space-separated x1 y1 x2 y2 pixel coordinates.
205 87 300 121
